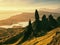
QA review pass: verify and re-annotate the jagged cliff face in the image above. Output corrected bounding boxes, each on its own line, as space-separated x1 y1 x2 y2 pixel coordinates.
48 32 60 45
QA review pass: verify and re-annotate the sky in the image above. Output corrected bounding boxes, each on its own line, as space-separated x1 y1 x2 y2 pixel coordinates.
0 0 60 20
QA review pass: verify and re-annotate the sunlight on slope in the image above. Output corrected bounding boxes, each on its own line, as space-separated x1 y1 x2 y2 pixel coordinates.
22 28 60 45
2 28 60 45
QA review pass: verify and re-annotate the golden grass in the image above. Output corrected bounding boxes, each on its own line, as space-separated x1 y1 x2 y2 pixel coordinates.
22 28 60 45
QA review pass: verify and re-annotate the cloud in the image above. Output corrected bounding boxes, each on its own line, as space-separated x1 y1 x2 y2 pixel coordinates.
0 0 60 3
0 0 30 3
0 0 60 5
0 0 60 10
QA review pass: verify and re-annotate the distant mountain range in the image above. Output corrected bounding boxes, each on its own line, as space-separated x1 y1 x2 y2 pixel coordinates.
0 10 60 26
40 8 60 13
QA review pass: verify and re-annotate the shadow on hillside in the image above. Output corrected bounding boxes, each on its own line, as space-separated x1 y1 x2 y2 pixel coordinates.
3 31 24 44
2 10 60 45
47 31 60 45
17 10 60 44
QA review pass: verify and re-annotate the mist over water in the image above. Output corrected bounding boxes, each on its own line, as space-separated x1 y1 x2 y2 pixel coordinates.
0 22 29 28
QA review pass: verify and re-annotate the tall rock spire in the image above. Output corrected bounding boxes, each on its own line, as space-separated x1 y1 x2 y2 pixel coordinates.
35 9 39 21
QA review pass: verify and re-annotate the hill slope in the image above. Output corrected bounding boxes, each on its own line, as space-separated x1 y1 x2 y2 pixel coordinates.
2 28 60 45
21 28 60 45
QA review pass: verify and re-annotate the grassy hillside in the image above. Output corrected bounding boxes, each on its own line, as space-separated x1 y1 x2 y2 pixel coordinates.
0 10 60 45
0 28 24 44
21 28 60 45
1 28 59 45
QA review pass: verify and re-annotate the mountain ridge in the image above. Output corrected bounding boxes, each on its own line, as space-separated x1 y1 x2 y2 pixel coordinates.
0 11 60 26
